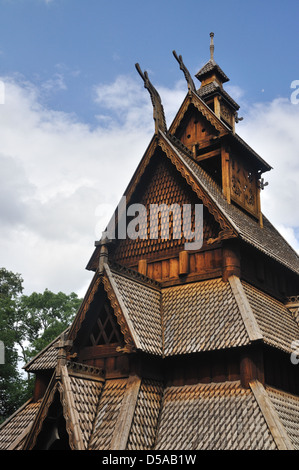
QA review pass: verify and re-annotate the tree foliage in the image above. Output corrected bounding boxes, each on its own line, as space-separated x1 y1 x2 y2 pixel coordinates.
0 267 82 423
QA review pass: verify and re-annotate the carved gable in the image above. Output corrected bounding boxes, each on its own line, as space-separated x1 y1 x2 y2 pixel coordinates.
111 147 221 266
174 104 218 153
73 284 125 357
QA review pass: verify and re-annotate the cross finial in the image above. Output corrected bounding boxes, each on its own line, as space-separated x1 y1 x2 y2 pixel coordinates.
210 32 215 61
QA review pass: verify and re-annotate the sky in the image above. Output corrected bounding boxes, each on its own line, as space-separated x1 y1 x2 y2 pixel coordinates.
0 0 299 298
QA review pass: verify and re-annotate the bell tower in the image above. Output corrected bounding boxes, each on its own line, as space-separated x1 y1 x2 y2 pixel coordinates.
196 32 241 132
172 33 271 227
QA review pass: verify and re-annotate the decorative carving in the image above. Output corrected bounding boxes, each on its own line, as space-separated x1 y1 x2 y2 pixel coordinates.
109 261 161 289
220 102 233 126
68 272 102 342
230 155 258 216
116 344 136 354
207 229 236 245
172 50 196 94
285 295 299 325
135 63 167 134
66 361 104 378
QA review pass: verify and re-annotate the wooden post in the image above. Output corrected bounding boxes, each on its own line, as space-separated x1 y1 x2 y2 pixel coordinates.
221 145 231 204
240 345 264 389
179 250 189 276
257 179 263 228
214 96 221 119
222 239 240 281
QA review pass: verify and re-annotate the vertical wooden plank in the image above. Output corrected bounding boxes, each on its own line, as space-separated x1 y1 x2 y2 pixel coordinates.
195 252 204 273
189 253 196 274
214 96 221 118
153 261 162 280
161 259 170 279
169 258 178 278
221 145 231 204
138 259 147 276
147 262 153 279
240 346 264 388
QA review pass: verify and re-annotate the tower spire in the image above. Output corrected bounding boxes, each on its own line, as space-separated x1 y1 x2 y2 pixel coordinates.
210 32 215 61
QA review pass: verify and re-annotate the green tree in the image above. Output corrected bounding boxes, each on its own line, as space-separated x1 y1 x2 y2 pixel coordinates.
17 289 81 365
0 268 82 423
0 268 27 422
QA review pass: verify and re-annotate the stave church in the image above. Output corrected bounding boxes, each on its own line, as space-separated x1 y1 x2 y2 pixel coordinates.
1 33 299 451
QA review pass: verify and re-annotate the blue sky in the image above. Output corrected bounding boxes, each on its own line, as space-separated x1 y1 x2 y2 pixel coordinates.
0 0 299 295
1 0 298 122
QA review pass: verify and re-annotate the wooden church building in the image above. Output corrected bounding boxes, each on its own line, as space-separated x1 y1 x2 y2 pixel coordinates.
1 34 299 451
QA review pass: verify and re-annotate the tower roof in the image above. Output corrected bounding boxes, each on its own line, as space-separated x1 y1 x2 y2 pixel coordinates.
195 32 229 85
195 58 230 84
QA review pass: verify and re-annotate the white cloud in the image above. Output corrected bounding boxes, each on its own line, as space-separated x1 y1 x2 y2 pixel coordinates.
0 73 298 297
0 74 184 295
237 98 299 232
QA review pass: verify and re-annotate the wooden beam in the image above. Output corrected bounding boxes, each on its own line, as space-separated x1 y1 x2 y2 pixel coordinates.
61 365 85 450
195 148 220 162
110 375 141 450
221 145 231 203
214 96 221 119
250 380 294 450
228 275 263 342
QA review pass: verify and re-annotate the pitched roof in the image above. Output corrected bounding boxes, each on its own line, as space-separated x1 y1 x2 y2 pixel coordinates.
155 381 277 450
24 328 69 372
266 385 299 450
88 378 127 450
197 80 240 110
24 264 299 374
107 264 163 355
195 59 229 83
6 370 299 450
162 278 250 356
243 281 299 354
22 362 105 450
0 399 41 450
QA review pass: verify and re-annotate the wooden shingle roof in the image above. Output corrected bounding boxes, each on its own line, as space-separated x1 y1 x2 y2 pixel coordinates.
4 371 299 450
155 381 277 450
162 278 250 355
23 263 299 374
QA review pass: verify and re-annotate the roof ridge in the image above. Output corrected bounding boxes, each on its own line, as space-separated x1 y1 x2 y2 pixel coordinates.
60 364 85 450
250 380 294 450
24 327 69 371
228 275 263 343
108 260 161 291
165 132 195 159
